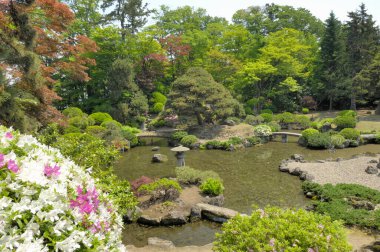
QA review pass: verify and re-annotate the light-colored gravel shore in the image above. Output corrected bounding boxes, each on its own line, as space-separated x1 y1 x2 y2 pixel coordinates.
287 154 380 190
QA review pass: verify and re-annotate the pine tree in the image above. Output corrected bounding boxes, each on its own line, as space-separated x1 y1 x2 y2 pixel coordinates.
319 12 348 110
346 4 380 110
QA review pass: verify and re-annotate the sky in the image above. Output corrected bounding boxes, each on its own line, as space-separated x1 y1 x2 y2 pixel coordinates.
145 0 380 25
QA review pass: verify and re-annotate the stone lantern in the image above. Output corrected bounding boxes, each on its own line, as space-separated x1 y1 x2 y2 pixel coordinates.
170 145 190 167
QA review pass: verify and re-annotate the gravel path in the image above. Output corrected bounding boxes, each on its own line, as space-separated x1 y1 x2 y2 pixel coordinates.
286 155 380 190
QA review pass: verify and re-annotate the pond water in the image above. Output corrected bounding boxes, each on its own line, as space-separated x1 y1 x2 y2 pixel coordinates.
115 137 380 247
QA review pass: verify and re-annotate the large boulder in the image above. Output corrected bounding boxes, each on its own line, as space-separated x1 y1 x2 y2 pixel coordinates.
152 154 168 163
196 203 239 223
151 146 160 151
147 237 175 249
299 172 315 181
161 210 188 226
291 154 304 162
203 195 225 206
365 165 378 174
137 215 161 226
290 167 302 176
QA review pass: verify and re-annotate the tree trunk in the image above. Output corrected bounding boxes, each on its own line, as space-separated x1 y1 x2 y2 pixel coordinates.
195 112 204 125
329 96 333 111
375 103 380 115
350 95 357 110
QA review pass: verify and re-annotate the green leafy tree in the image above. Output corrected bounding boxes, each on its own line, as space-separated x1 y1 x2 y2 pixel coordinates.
104 58 148 124
168 67 243 125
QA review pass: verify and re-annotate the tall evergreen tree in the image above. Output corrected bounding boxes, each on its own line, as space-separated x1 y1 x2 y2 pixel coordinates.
101 0 150 39
346 4 380 110
319 12 348 110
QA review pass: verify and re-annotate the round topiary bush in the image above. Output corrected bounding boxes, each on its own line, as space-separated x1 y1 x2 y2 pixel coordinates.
150 102 164 114
302 107 309 114
334 116 356 129
331 134 346 148
170 131 188 141
265 122 281 132
261 109 273 114
85 125 107 137
301 128 319 141
180 135 198 147
275 112 295 124
338 110 357 117
0 126 126 251
253 124 272 137
89 112 113 125
62 107 84 118
307 132 332 149
214 206 351 252
68 116 93 130
100 119 122 129
200 178 224 196
260 113 273 123
339 128 360 140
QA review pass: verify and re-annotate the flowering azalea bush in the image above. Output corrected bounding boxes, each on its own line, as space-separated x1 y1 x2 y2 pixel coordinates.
0 126 126 251
253 124 272 137
214 206 351 252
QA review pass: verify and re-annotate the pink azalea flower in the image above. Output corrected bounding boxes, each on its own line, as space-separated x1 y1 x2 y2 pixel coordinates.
5 132 13 139
269 238 275 247
70 186 100 215
44 164 61 177
7 160 19 173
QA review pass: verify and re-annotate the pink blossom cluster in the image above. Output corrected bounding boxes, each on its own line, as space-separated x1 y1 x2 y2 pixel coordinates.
44 163 61 177
70 186 100 215
0 153 19 173
89 221 110 234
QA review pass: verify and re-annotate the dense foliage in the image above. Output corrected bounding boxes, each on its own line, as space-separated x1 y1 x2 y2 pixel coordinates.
214 206 351 251
302 182 380 230
175 166 220 185
0 126 126 251
200 178 224 196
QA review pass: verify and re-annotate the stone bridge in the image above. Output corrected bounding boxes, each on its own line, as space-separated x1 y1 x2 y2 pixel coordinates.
272 132 302 143
137 129 179 139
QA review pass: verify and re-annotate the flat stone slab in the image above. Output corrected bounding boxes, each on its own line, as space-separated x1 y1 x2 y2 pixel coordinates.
195 203 239 223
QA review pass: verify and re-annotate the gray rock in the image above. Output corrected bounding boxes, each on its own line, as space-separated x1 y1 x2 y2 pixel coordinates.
224 119 236 126
343 140 351 148
152 154 168 163
320 124 331 133
290 167 302 176
151 146 160 151
316 160 325 163
377 163 380 169
365 165 378 174
305 192 314 198
349 140 360 147
291 154 304 162
203 195 225 206
196 203 239 223
279 165 289 172
305 174 315 181
336 157 344 162
190 206 202 222
368 159 378 164
161 211 188 226
147 237 175 249
298 136 307 147
123 206 142 223
349 197 375 210
137 215 161 226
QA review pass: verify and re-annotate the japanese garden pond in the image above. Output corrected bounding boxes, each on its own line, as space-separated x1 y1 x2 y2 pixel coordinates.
114 137 380 247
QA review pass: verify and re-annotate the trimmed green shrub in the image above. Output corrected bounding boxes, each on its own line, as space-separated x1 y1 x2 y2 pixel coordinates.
302 107 309 114
150 91 167 105
265 122 281 132
274 112 295 124
246 136 261 145
302 182 380 230
85 125 107 137
121 130 139 147
301 128 319 140
253 124 272 137
151 102 164 114
307 132 332 149
205 140 224 149
170 131 188 141
338 110 357 117
260 109 273 114
334 116 356 129
122 125 141 134
295 115 311 128
200 178 224 196
180 135 198 147
228 137 243 145
331 134 346 148
339 128 360 140
68 116 92 130
62 107 84 118
175 167 220 184
64 125 81 134
375 133 380 144
260 113 273 123
89 112 113 125
245 115 263 125
138 178 182 194
100 119 122 129
214 206 351 251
